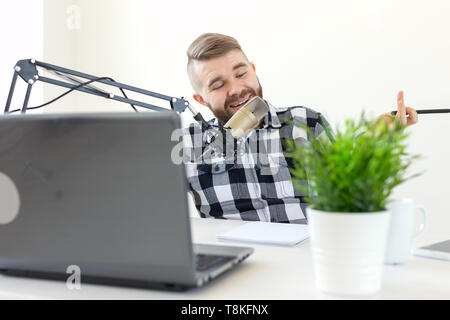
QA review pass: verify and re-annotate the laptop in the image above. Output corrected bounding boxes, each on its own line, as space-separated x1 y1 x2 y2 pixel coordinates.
0 112 253 291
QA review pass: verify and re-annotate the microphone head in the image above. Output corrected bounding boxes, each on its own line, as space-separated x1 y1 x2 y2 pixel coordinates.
223 96 269 139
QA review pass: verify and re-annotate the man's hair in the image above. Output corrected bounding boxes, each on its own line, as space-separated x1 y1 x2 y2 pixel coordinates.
186 33 246 93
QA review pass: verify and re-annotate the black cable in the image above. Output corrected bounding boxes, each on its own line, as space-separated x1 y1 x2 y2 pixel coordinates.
391 109 450 115
117 87 138 112
8 76 139 114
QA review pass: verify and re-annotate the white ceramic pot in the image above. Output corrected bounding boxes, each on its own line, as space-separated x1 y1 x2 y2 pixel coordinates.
306 207 390 296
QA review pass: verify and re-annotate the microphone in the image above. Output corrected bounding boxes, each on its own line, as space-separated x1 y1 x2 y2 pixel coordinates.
223 96 269 139
197 96 269 163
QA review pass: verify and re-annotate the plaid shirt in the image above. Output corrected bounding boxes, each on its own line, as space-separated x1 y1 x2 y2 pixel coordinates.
182 100 330 224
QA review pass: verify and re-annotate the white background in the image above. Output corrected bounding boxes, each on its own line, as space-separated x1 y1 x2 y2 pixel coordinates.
0 1 43 112
1 0 449 234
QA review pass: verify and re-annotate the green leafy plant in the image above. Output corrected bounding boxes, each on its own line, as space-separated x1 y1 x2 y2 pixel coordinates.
285 114 421 213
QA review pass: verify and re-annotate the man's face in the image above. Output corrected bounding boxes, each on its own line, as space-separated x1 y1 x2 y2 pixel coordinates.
192 49 263 125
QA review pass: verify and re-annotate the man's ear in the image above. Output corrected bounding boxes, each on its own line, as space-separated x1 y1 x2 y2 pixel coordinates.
193 94 209 109
251 62 256 72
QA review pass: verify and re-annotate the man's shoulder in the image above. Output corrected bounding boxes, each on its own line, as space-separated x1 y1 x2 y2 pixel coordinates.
186 117 217 131
273 105 324 127
272 104 331 141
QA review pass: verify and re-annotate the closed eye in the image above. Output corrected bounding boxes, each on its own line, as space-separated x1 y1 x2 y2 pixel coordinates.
236 72 247 78
211 83 224 90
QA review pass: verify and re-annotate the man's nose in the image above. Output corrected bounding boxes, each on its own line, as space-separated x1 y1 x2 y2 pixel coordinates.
227 80 243 98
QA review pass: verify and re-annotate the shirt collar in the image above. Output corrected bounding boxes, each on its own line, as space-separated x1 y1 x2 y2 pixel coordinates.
209 99 283 129
261 100 282 129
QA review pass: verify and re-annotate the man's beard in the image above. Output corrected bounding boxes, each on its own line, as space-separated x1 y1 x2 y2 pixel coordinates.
207 82 263 125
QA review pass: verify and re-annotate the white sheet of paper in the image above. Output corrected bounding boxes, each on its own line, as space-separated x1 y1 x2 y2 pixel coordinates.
216 221 310 247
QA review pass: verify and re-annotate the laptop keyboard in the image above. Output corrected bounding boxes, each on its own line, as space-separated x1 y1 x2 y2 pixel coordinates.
195 254 235 272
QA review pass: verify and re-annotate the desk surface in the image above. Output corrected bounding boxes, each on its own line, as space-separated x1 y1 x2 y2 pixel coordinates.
0 217 448 300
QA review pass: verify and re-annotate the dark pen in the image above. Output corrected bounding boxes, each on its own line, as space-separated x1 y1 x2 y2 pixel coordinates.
390 109 450 115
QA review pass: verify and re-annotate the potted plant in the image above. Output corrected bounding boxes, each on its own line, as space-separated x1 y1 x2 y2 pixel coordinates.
286 114 420 296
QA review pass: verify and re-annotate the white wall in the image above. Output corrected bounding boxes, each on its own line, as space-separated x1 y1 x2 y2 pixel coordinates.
4 0 450 234
0 0 43 113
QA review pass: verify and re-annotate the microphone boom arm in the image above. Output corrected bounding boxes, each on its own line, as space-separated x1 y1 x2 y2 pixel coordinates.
4 59 211 129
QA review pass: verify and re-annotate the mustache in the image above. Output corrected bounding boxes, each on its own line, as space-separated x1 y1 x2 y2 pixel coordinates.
224 89 257 108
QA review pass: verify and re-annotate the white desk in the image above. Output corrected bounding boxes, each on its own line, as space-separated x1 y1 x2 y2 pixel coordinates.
0 217 448 300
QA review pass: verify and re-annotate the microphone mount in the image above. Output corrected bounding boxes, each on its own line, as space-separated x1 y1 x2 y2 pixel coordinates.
4 59 211 130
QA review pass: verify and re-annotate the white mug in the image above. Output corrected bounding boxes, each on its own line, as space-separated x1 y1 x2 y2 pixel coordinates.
385 198 427 265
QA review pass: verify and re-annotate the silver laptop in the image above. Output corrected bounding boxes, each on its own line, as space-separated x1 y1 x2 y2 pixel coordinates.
0 112 253 291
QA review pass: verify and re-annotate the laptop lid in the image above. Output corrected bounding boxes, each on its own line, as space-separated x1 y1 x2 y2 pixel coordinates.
0 112 200 287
